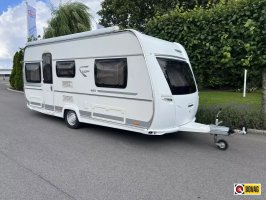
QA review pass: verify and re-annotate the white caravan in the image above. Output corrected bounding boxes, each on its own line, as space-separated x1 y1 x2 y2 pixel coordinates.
24 27 235 150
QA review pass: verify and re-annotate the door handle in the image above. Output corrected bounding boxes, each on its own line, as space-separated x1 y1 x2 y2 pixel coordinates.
161 95 173 102
50 85 53 91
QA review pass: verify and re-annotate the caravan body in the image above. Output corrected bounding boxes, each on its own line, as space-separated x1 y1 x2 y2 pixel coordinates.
23 27 202 135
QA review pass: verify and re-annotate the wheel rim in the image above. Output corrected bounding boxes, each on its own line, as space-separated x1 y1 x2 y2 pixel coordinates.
67 112 77 126
219 142 226 149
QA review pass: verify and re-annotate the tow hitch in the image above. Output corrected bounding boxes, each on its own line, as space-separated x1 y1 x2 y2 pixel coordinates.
210 108 245 150
178 108 246 150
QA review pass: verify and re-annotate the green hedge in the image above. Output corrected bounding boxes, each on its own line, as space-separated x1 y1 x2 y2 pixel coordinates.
10 49 24 91
145 0 266 89
196 105 264 130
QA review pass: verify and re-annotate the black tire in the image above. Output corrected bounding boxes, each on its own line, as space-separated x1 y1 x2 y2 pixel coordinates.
216 139 228 151
64 110 81 129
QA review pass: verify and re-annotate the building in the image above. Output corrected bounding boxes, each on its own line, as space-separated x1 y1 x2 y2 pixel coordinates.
0 68 12 80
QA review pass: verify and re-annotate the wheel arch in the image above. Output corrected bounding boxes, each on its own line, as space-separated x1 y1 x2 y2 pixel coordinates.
62 104 81 121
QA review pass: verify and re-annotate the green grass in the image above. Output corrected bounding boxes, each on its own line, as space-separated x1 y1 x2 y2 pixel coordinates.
197 90 263 129
199 91 262 110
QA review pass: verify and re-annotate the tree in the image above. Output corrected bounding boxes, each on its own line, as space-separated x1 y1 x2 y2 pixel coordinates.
10 49 24 91
14 50 24 91
9 52 18 88
98 0 221 31
146 0 264 88
43 2 92 38
146 0 265 129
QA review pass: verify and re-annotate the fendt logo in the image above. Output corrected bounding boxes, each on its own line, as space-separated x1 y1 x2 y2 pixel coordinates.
79 66 90 77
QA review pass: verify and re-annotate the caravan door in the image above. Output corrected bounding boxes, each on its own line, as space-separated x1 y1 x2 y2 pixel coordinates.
42 53 54 113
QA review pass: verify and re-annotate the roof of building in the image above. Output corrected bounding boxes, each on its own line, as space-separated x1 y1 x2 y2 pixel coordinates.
0 69 12 75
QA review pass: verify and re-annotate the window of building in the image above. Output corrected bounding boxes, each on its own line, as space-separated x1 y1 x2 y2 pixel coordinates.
56 61 75 78
42 53 53 84
25 63 41 83
94 58 127 88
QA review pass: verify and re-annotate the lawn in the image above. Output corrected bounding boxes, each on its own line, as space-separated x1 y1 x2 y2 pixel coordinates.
197 91 263 129
199 91 262 110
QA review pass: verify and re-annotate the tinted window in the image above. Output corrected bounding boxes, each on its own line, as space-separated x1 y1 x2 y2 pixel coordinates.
25 63 41 83
95 58 127 88
56 61 75 78
157 58 196 95
42 53 53 84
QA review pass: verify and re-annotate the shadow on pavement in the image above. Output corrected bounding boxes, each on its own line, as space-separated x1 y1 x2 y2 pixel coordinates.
29 110 214 150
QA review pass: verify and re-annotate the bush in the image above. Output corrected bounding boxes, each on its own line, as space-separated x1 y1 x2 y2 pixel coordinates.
14 50 24 90
196 105 264 129
145 0 266 89
9 52 18 88
10 49 24 91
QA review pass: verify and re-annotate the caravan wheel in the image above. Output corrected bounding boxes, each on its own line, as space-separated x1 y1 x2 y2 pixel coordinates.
216 139 228 151
64 110 81 129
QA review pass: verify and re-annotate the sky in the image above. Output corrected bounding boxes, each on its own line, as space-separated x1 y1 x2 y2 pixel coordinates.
0 0 103 69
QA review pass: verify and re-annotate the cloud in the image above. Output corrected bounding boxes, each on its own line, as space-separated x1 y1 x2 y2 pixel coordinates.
0 0 103 69
0 3 27 63
0 1 51 68
36 1 52 38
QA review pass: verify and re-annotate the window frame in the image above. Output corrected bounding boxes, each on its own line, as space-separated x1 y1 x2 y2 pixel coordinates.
56 60 76 78
25 62 41 83
94 58 128 89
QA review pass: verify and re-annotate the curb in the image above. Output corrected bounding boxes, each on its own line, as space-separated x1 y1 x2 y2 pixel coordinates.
7 87 24 94
247 129 266 135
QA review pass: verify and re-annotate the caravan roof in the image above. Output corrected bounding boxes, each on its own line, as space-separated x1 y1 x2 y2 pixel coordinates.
25 26 187 60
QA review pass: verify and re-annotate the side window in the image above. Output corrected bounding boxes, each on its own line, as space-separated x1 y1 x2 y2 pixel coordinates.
56 61 75 78
25 63 41 83
42 53 53 84
94 58 127 88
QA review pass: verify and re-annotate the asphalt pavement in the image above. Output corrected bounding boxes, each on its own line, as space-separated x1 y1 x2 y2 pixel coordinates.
0 79 265 200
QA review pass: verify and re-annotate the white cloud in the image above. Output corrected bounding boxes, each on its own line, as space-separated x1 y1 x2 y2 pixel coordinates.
36 1 52 37
0 0 103 69
0 1 51 68
0 3 26 63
